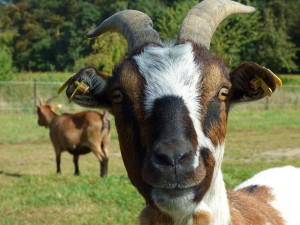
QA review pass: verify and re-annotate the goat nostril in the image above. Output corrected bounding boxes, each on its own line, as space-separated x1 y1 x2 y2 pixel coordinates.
156 154 174 165
154 153 174 166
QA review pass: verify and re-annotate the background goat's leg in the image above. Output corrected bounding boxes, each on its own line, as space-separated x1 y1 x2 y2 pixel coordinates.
92 145 107 177
73 154 80 175
55 152 61 174
100 158 108 177
100 142 109 177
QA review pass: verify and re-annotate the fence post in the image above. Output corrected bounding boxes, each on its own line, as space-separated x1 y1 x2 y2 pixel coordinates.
33 80 38 114
265 97 269 110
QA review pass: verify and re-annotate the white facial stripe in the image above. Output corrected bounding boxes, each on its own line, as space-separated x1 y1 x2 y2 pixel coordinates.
134 43 200 117
135 43 205 145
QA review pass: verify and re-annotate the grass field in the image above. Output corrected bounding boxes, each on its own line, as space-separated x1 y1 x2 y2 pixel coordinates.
1 107 300 224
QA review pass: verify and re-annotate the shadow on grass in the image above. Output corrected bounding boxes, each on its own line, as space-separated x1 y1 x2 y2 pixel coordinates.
0 170 23 178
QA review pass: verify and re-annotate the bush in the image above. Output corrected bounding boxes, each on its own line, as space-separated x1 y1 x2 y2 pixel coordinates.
0 46 16 80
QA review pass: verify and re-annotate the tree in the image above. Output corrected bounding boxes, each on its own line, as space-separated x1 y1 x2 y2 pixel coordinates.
0 0 298 73
128 0 170 29
0 0 102 71
256 8 298 73
156 0 198 41
210 0 263 68
0 31 16 80
253 0 299 73
75 32 128 74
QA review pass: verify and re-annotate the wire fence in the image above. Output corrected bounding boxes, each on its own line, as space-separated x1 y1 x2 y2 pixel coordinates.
0 80 87 113
0 81 299 113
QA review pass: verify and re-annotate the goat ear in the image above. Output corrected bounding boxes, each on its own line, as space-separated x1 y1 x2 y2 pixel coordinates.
229 61 282 104
66 67 111 109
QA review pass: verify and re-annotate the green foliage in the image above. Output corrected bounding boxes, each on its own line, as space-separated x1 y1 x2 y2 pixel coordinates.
255 7 298 73
0 0 299 73
128 0 169 27
75 32 128 74
0 31 16 80
211 0 263 68
0 0 102 71
156 0 198 41
0 48 15 80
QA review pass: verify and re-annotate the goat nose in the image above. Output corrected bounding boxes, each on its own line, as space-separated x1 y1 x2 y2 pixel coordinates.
152 140 193 167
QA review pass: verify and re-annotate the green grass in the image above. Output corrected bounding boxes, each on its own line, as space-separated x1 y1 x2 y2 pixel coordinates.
0 109 300 224
0 175 143 225
280 74 300 85
227 109 300 130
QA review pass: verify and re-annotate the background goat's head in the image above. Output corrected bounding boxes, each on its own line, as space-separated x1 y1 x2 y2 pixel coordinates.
37 96 60 128
66 0 280 215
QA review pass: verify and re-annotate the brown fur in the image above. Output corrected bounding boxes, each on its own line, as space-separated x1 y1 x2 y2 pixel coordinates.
228 186 285 225
193 211 212 225
110 59 154 202
37 103 110 177
139 205 173 225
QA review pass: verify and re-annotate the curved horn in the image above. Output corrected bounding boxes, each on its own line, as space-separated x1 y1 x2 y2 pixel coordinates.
87 10 162 52
177 0 255 49
45 95 58 104
38 97 43 106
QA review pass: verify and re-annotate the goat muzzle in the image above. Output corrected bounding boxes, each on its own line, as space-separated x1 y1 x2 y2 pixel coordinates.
142 138 200 189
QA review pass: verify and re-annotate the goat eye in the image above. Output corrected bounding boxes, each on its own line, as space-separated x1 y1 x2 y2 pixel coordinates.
218 87 229 101
111 90 124 103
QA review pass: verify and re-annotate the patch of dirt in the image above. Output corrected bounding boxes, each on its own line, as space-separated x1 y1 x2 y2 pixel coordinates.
261 148 300 159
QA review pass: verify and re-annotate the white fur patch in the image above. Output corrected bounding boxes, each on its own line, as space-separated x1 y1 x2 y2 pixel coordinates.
190 144 230 225
234 166 300 225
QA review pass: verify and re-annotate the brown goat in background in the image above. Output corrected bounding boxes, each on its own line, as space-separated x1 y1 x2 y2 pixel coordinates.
37 97 110 177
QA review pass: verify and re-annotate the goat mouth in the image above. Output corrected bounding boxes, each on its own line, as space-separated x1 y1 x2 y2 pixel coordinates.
153 186 196 197
150 180 201 198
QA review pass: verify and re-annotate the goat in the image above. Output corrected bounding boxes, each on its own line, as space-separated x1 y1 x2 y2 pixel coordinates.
64 0 300 224
37 97 110 177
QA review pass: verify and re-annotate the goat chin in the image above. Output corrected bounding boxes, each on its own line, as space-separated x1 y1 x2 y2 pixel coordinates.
151 187 197 213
